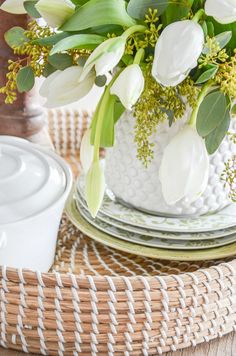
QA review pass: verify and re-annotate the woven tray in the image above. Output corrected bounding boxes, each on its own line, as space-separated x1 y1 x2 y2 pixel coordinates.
1 109 236 356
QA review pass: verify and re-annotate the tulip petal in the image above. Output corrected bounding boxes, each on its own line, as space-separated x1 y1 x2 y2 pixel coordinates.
184 151 209 204
110 64 145 110
35 0 75 28
184 134 209 204
159 130 192 205
85 160 105 218
80 37 126 81
152 20 204 87
80 129 94 174
159 126 209 205
0 0 26 14
39 70 61 98
205 0 236 24
40 66 95 108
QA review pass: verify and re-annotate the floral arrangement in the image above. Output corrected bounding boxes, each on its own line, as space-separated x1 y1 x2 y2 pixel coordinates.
1 0 236 217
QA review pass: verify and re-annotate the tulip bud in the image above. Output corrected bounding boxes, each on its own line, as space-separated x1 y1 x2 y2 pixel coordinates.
152 20 204 87
85 160 105 218
159 126 210 205
35 0 75 28
39 66 95 108
80 129 94 174
80 37 126 82
205 0 236 24
110 64 145 110
0 0 26 14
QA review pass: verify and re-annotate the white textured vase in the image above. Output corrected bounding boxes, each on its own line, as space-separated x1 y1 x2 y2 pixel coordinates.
105 110 236 217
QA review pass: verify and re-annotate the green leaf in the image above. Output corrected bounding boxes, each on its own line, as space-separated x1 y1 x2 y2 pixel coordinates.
71 0 88 5
114 100 125 123
215 31 232 49
42 63 57 78
196 65 218 84
100 96 116 147
16 66 35 93
24 1 41 18
211 19 236 52
48 53 73 70
88 24 123 36
33 32 70 46
205 109 231 154
50 34 105 54
61 0 136 32
162 0 194 26
192 0 205 12
91 95 116 148
197 91 228 137
127 0 168 20
206 21 214 37
4 27 28 48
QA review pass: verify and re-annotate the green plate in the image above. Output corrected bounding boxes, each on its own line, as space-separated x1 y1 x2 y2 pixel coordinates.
65 193 236 261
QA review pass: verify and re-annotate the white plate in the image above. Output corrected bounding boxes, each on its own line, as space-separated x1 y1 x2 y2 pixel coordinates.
77 176 236 233
76 199 236 250
75 190 236 240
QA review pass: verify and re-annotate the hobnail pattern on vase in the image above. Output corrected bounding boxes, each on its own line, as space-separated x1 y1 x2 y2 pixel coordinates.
105 110 236 217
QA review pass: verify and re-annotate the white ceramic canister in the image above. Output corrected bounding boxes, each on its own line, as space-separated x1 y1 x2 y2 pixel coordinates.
105 110 236 217
0 136 73 272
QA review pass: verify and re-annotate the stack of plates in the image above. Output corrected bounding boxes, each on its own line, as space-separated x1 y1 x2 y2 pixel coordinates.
65 176 236 261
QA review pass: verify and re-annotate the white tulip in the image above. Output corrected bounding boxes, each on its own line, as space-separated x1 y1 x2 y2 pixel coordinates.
80 129 94 174
205 0 236 24
39 66 95 108
85 160 105 218
152 20 204 87
0 0 26 14
159 126 209 206
80 37 126 82
35 0 75 28
110 64 145 110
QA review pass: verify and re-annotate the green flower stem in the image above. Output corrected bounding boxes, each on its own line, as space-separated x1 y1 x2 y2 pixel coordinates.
122 25 147 39
192 9 205 23
133 48 145 65
93 71 121 162
188 81 213 127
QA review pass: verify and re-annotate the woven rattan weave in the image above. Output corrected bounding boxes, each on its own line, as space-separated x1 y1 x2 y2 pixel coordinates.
1 109 236 355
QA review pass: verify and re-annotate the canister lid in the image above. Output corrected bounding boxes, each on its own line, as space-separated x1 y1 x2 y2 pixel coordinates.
0 136 67 224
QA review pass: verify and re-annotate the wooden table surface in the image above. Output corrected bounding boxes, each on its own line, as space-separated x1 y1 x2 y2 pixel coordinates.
1 331 236 356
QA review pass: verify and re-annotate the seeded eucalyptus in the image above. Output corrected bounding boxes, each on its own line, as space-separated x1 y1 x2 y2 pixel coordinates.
222 156 236 202
134 69 199 166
